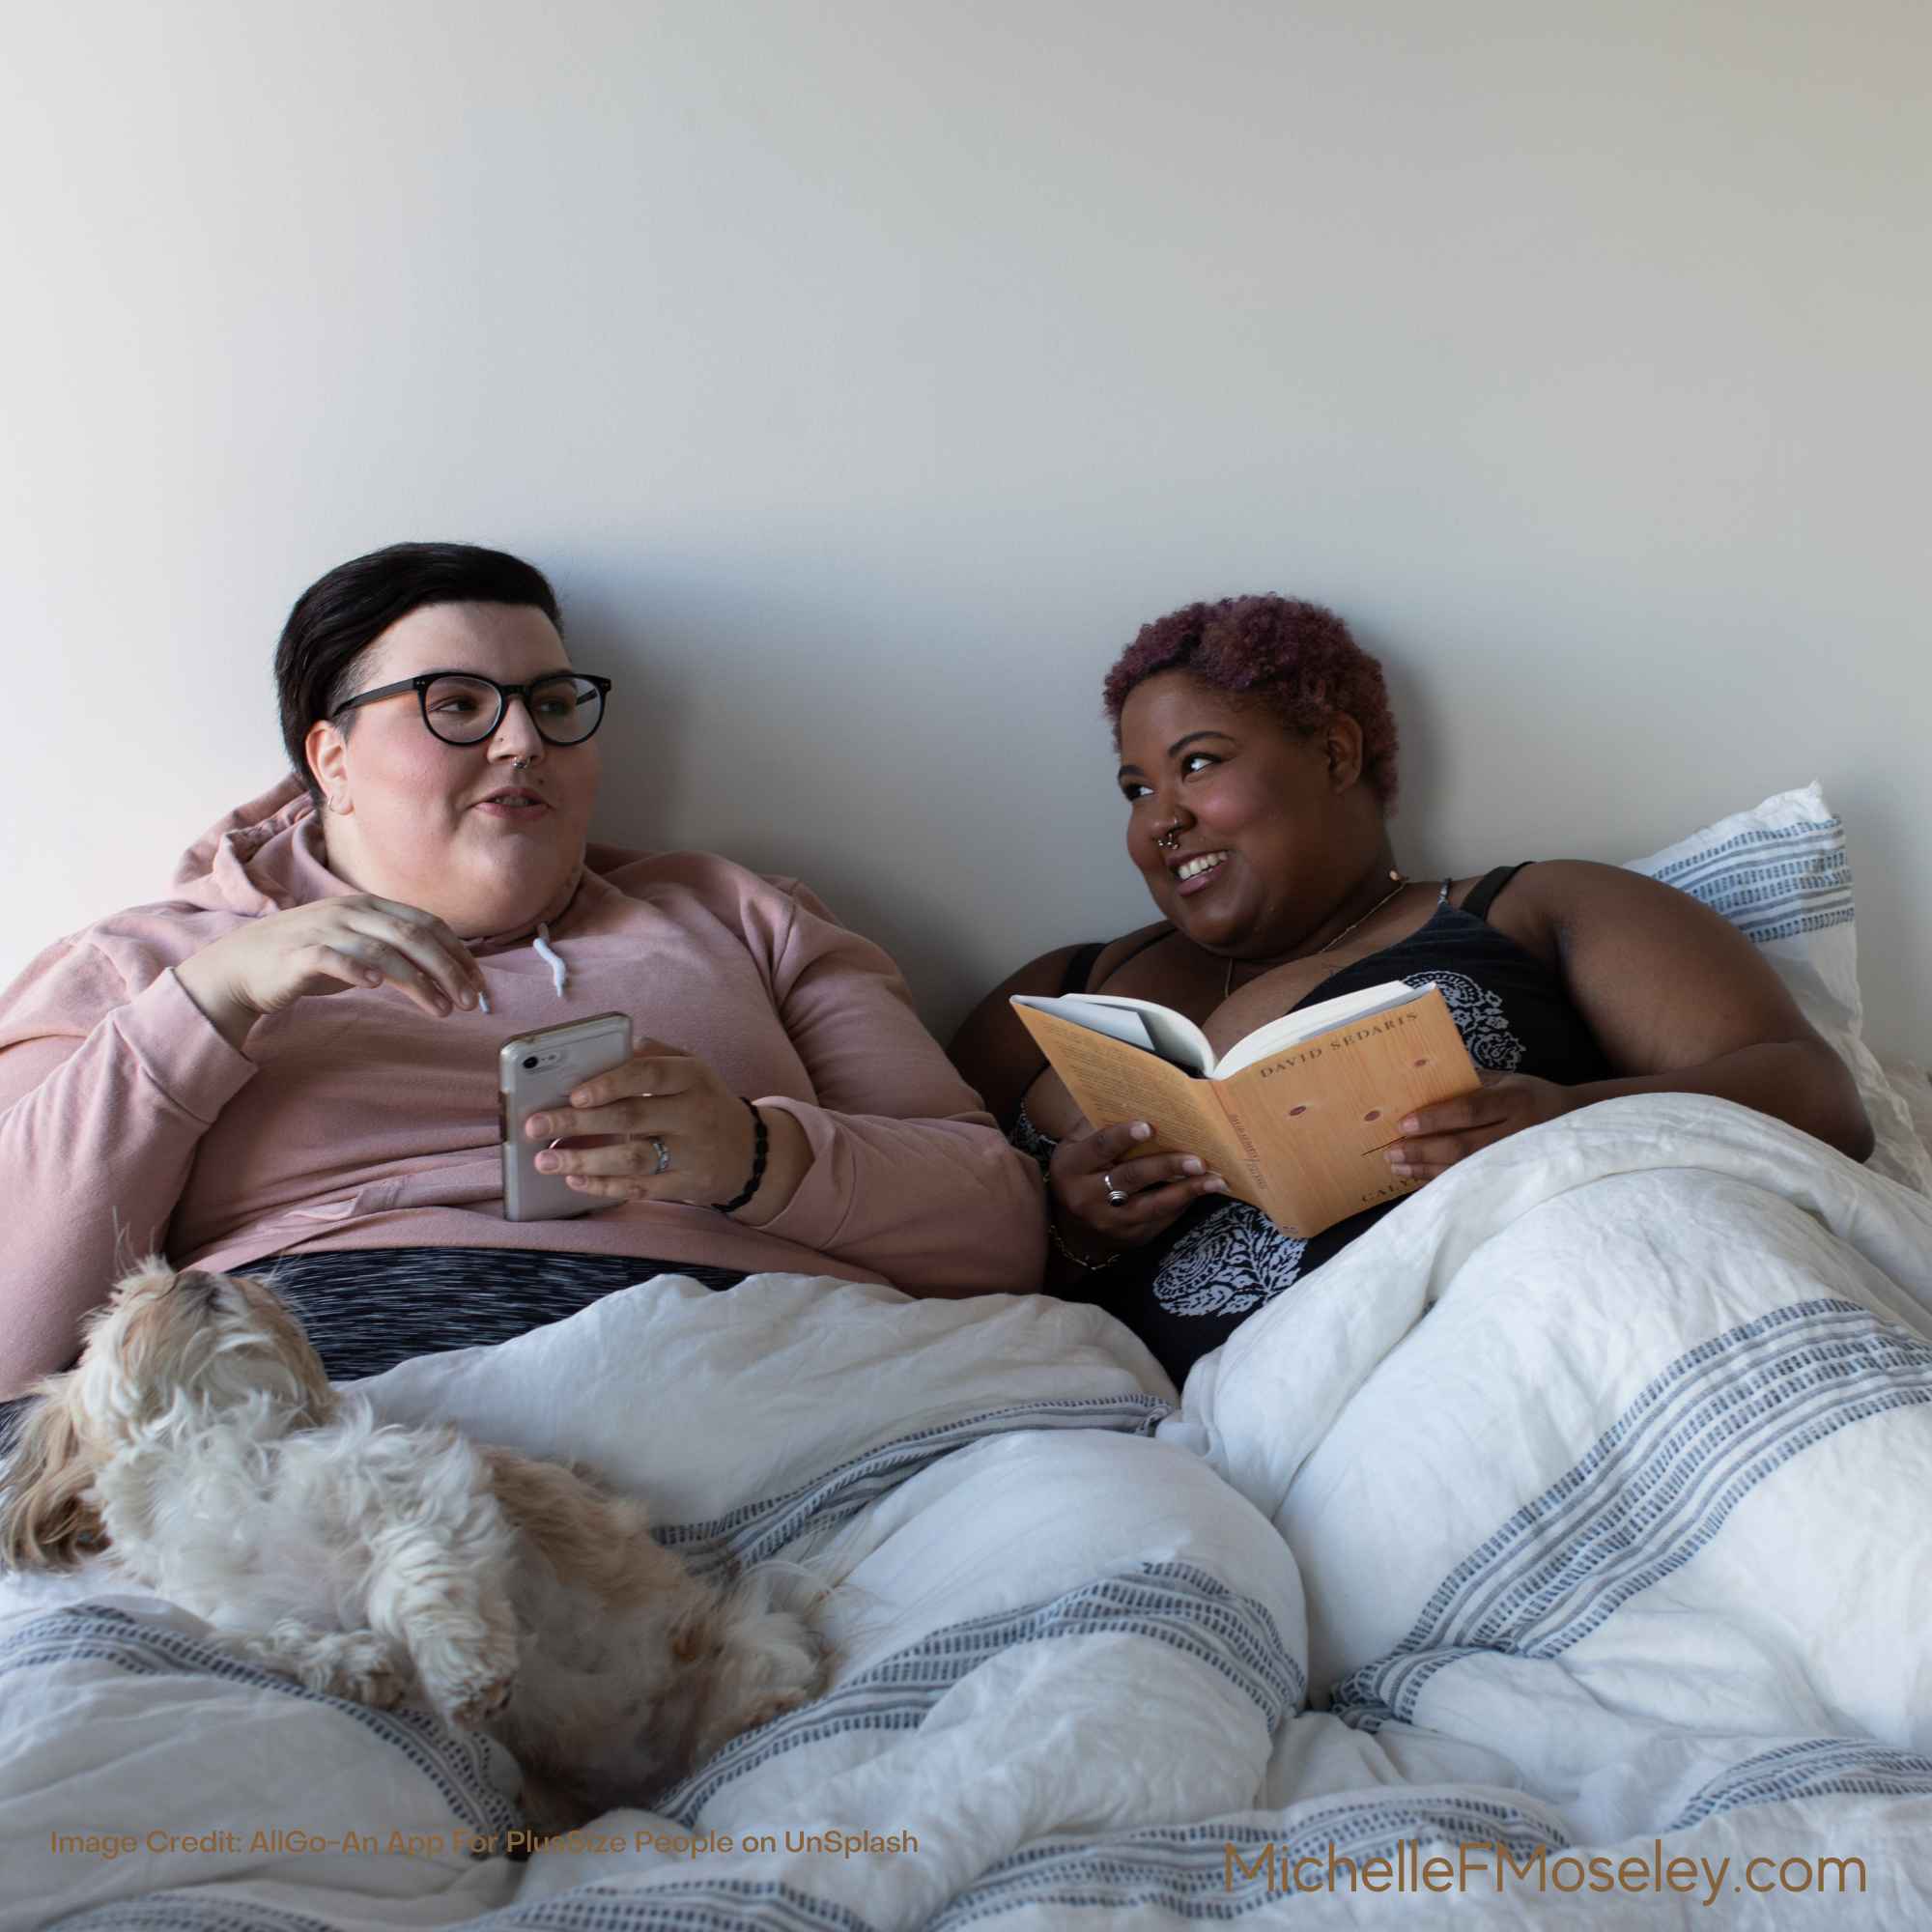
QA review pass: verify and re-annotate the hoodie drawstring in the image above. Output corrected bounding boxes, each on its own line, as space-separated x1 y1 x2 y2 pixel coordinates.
471 925 571 1016
532 923 569 998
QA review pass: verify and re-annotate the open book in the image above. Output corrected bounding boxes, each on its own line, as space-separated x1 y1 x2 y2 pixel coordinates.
1011 980 1480 1239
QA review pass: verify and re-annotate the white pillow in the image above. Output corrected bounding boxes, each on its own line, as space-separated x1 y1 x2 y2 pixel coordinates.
1883 1056 1932 1154
1625 782 1932 1196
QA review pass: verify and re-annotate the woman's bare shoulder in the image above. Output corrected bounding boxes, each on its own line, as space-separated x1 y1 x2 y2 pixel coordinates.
1501 858 1685 924
947 922 1173 1125
966 941 1094 1011
1487 859 1774 974
951 920 1171 1041
1449 860 1634 947
1086 920 1176 990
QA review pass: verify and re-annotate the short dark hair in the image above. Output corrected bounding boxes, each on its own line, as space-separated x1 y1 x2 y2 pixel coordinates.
274 541 562 807
1101 594 1400 808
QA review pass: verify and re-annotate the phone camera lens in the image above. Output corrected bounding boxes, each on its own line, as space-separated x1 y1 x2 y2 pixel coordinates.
522 1055 538 1070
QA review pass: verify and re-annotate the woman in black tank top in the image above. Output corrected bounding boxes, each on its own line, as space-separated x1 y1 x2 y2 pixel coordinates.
949 596 1870 1387
1009 867 1613 1384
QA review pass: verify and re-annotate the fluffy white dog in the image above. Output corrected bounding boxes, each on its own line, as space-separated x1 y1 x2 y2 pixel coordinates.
0 1261 827 1830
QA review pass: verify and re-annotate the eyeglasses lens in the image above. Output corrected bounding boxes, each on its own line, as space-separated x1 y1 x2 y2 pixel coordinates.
421 674 605 746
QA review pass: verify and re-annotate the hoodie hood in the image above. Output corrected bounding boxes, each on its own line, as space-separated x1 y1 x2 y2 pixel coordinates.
169 775 589 957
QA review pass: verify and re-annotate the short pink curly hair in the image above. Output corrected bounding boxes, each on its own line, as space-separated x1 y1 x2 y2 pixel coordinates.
1102 595 1400 808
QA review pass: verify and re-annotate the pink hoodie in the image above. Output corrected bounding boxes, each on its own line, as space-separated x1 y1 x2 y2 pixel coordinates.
0 780 1045 1389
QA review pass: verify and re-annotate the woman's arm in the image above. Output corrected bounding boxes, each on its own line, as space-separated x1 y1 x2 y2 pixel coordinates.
0 896 495 1395
0 943 260 1396
1393 862 1873 1177
947 922 1177 1130
945 944 1094 1132
948 926 1230 1283
741 885 1049 1296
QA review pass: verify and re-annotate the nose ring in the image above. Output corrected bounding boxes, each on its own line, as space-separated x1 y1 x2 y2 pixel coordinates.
1155 828 1179 850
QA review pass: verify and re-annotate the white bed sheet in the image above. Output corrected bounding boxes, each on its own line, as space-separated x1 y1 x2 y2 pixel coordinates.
4 1094 1932 1928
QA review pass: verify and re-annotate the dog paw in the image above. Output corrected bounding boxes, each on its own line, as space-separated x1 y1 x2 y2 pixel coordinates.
442 1670 516 1729
411 1612 522 1730
739 1679 814 1731
227 1624 412 1710
692 1573 833 1759
323 1633 411 1709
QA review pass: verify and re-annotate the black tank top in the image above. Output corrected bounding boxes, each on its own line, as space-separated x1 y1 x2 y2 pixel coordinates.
1015 866 1612 1386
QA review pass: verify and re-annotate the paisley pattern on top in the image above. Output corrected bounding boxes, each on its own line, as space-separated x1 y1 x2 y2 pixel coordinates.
1404 969 1526 1071
1009 866 1610 1386
1149 1202 1309 1318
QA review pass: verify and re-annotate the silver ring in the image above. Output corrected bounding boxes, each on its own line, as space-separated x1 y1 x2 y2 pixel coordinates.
647 1135 671 1177
1102 1173 1129 1208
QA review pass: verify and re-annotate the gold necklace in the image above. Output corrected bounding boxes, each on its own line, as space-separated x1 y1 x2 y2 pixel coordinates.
1222 870 1410 1000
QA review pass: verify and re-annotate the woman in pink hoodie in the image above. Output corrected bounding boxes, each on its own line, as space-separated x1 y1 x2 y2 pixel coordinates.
0 543 1043 1394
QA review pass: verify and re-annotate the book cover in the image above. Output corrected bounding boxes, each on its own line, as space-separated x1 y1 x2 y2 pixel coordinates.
1012 981 1479 1237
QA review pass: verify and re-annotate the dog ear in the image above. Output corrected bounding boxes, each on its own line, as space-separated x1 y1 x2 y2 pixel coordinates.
0 1378 105 1572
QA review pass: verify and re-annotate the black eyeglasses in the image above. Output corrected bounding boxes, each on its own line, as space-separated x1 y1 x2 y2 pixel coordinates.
331 671 613 747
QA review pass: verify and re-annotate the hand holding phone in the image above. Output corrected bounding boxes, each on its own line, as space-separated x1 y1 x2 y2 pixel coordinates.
508 1036 786 1213
499 1013 634 1220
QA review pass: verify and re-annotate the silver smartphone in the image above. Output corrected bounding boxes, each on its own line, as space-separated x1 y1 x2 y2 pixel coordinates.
498 1012 635 1221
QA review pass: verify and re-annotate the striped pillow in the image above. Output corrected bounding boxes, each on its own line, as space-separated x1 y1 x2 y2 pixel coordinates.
1626 784 1932 1195
1633 791 1852 945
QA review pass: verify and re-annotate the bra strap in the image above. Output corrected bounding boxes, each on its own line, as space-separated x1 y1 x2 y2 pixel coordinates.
1462 862 1534 923
1059 941 1107 995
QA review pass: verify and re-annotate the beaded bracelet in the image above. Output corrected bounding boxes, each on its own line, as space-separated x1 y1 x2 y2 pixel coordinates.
1047 1218 1122 1272
711 1098 769 1213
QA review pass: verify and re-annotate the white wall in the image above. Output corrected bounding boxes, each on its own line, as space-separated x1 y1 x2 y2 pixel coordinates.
3 0 1925 1056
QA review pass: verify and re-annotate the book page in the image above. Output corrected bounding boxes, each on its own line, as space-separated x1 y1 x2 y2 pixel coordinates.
1009 994 1155 1054
1010 993 1214 1076
1215 980 1429 1080
1009 1005 1253 1190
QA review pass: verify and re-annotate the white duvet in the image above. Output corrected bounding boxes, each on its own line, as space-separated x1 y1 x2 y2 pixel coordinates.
4 1093 1931 1930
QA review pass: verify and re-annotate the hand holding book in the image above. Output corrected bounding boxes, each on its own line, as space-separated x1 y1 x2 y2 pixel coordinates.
1382 1067 1578 1182
1042 1116 1232 1270
1012 979 1483 1240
